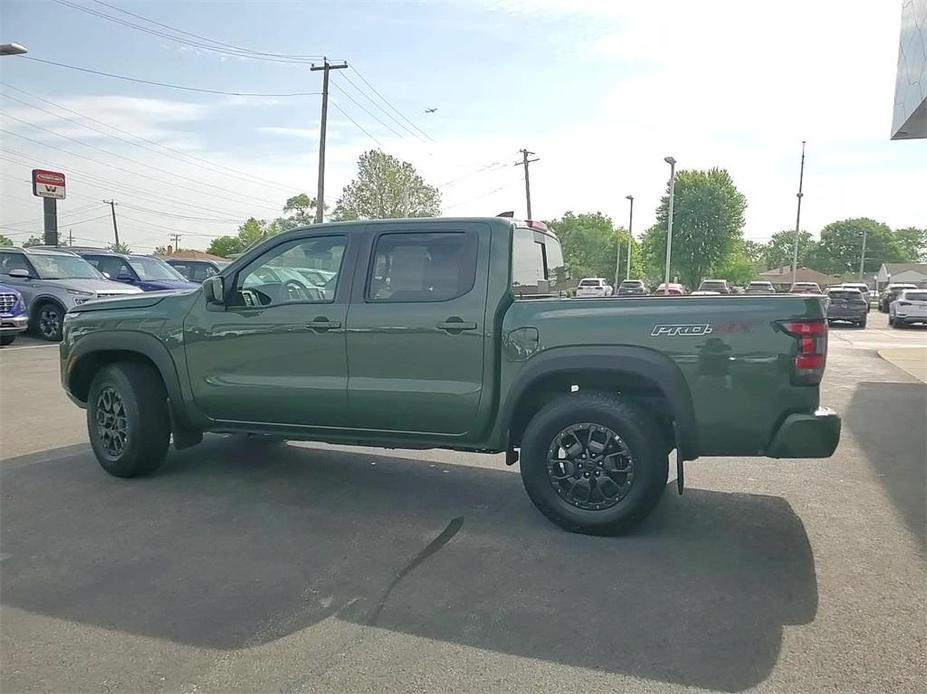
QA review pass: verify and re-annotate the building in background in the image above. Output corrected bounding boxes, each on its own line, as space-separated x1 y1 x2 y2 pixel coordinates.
892 0 927 139
877 262 927 286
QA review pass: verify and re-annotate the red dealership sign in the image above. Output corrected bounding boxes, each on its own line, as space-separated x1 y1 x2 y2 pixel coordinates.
32 169 66 200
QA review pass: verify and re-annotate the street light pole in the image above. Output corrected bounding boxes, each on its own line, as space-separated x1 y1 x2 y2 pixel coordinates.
791 140 806 285
858 225 868 281
625 195 634 281
663 157 677 288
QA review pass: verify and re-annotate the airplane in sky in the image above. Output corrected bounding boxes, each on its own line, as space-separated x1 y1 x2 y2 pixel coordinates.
425 107 437 113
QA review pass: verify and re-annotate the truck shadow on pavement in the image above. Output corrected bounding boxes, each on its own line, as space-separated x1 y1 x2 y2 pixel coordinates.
1 438 817 692
844 381 926 550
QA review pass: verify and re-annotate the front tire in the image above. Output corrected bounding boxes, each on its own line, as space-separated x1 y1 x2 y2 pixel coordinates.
87 362 171 478
34 301 64 341
519 392 669 535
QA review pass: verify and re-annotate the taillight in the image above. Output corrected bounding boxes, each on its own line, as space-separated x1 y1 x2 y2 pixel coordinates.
779 319 827 385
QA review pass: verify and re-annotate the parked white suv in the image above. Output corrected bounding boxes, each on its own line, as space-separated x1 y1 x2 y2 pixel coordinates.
575 277 613 298
889 288 927 328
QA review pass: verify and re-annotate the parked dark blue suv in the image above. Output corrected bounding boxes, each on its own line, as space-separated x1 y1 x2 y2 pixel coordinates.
71 249 199 292
0 282 28 346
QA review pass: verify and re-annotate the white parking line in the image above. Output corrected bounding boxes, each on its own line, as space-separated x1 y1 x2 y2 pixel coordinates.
0 343 59 352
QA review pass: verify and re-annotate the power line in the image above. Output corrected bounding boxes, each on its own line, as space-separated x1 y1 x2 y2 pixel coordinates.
329 100 384 148
91 0 324 60
330 78 408 140
335 71 429 143
349 65 436 143
437 161 507 188
0 153 264 220
1 83 305 193
0 118 282 212
0 202 102 228
14 56 323 97
52 0 324 65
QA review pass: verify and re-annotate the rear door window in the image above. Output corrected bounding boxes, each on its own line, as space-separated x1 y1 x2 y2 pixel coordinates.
366 232 477 303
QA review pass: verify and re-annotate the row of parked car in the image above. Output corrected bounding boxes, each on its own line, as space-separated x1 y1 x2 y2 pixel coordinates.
0 245 225 345
574 278 828 297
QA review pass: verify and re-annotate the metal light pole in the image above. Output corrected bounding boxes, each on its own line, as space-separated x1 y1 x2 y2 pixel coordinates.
858 225 868 281
625 195 634 280
0 43 28 56
791 140 806 285
663 157 677 288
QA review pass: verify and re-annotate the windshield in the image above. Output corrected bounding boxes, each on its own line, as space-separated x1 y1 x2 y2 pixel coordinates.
128 256 187 281
29 254 104 280
620 280 643 287
700 281 726 289
579 279 601 287
827 290 863 300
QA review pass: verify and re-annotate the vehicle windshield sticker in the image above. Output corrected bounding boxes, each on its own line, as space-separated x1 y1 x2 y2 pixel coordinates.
651 324 713 337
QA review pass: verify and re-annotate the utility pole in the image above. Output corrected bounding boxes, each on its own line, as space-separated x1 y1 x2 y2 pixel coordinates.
791 140 806 285
170 232 182 251
515 148 539 219
310 57 348 224
858 226 868 281
663 157 677 288
104 200 119 248
68 229 73 247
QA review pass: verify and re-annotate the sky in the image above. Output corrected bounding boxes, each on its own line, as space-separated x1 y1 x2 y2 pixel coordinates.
0 0 924 253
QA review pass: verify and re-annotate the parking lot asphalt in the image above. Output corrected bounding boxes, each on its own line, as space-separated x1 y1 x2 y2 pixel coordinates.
1 317 925 693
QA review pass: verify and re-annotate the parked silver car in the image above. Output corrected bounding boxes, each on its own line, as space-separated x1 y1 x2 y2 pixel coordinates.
0 246 142 341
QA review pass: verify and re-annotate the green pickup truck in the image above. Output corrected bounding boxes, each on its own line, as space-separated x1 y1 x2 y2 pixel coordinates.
60 217 840 534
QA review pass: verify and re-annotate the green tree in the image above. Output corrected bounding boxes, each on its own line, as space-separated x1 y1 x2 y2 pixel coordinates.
547 211 642 283
715 242 758 286
333 150 441 220
763 229 816 270
281 193 318 228
893 226 927 262
206 235 244 258
0 234 12 246
108 241 132 254
742 239 766 265
641 168 748 288
807 218 904 275
22 235 43 248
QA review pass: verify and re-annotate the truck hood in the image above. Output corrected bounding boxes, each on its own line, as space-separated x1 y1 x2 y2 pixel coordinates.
43 278 143 296
69 291 184 313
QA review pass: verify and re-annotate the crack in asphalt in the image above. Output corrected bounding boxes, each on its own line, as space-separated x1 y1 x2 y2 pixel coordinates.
366 516 465 627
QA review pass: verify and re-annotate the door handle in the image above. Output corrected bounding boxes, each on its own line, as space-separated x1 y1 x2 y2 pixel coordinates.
306 318 341 332
437 318 477 333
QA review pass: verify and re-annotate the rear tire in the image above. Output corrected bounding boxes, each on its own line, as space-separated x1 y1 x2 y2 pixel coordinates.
859 318 867 328
519 392 669 535
87 362 170 478
34 301 64 341
0 335 14 346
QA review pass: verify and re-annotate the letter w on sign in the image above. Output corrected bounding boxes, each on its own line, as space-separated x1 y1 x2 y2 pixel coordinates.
651 324 713 337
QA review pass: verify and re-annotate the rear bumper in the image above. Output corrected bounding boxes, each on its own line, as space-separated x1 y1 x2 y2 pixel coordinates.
894 314 927 324
0 314 28 335
827 309 867 320
767 408 841 458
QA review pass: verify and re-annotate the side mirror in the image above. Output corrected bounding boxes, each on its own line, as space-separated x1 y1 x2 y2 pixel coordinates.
8 268 30 279
102 271 112 279
203 275 225 305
